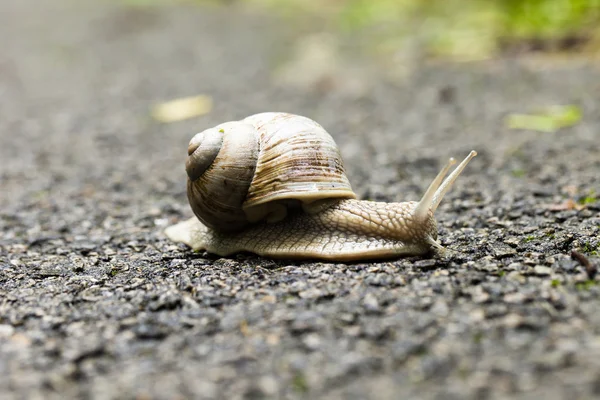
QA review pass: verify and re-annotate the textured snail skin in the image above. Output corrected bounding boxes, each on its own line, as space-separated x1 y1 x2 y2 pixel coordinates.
165 199 439 261
165 145 477 261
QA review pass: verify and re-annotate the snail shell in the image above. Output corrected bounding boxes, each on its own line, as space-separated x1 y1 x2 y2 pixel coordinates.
186 112 355 232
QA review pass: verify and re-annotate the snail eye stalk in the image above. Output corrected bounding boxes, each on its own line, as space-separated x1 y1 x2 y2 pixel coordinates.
413 150 477 222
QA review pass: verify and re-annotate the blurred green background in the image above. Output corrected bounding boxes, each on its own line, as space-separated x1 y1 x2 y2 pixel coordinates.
127 0 600 61
251 0 600 60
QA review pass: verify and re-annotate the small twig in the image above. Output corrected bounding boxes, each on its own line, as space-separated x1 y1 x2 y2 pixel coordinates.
571 250 597 280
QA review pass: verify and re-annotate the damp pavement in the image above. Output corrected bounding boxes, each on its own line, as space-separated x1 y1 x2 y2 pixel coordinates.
1 1 600 399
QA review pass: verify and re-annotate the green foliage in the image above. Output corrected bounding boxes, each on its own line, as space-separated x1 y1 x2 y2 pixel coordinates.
119 0 600 59
506 105 583 133
499 0 600 39
581 241 599 256
511 169 526 178
242 0 600 59
292 373 309 393
578 190 598 205
576 280 597 290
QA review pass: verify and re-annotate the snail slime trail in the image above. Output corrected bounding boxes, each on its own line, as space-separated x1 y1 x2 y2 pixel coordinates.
165 112 477 261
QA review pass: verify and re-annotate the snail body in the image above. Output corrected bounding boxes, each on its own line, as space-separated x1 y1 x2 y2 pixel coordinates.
165 112 477 261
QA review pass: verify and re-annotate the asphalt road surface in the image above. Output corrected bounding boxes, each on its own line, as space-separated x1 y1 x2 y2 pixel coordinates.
1 1 600 399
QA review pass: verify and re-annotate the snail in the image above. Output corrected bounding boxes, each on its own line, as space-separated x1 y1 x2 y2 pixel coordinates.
165 112 476 261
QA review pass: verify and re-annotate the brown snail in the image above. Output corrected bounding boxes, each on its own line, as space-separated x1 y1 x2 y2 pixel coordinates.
165 112 476 261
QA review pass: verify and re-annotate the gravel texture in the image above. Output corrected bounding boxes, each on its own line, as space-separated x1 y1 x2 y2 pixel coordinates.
1 1 600 399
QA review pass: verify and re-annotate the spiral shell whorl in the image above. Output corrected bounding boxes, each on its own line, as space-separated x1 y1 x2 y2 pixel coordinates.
185 127 223 181
186 122 259 232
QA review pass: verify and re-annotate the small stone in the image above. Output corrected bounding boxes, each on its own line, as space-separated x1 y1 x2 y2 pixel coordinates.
36 261 66 277
288 281 307 293
414 259 437 269
506 263 521 271
503 313 524 328
556 257 578 272
485 304 508 319
133 323 170 339
506 271 526 284
257 376 278 396
298 288 325 299
177 273 193 291
523 257 540 266
477 262 499 273
290 312 324 333
365 273 393 287
391 339 425 363
336 312 356 324
302 333 321 351
344 325 361 337
490 245 517 258
430 300 449 317
470 308 485 322
393 276 407 286
508 210 523 219
0 324 15 337
533 266 552 276
504 237 520 247
148 291 181 311
362 293 380 313
261 295 276 304
534 350 571 371
470 286 490 304
503 292 526 304
9 259 22 267
10 333 31 348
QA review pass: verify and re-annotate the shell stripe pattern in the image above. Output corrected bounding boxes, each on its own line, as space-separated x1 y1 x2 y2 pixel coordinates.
242 112 356 211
